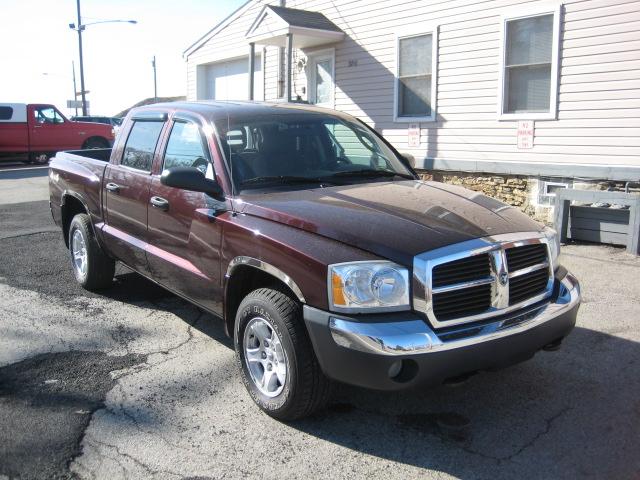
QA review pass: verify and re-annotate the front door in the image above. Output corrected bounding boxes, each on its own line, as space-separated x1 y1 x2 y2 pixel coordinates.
29 105 77 152
308 52 334 108
146 118 225 315
102 118 166 274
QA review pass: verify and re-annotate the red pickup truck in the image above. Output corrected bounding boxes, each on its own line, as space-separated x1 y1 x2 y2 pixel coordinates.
49 101 580 420
0 103 114 164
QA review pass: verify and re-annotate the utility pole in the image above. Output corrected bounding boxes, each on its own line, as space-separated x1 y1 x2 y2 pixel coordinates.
75 0 87 115
152 56 157 101
72 61 78 116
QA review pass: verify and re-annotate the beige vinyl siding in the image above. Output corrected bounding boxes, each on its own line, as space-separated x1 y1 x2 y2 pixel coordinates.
185 0 272 100
186 0 640 172
263 46 280 100
291 0 640 169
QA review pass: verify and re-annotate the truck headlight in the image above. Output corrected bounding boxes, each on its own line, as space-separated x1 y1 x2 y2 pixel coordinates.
543 226 561 269
329 261 410 312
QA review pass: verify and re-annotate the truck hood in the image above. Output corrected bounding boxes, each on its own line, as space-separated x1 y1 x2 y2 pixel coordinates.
237 180 542 265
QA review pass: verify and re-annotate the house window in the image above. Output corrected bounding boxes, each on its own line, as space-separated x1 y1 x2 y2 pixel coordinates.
537 179 570 206
395 29 437 122
499 7 560 120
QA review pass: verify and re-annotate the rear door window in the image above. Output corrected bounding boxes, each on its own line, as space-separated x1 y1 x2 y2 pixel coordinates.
121 121 164 171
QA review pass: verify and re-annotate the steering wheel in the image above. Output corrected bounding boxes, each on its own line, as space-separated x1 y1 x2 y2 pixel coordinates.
192 157 208 174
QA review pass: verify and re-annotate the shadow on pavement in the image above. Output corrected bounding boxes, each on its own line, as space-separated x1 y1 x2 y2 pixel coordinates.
0 167 49 180
289 326 640 479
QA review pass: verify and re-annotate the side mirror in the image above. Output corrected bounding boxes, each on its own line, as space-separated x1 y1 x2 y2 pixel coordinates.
160 166 224 197
399 152 416 168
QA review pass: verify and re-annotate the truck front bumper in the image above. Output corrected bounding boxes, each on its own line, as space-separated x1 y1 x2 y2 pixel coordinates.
303 268 580 391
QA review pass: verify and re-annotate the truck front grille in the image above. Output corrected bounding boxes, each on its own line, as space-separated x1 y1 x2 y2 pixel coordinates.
506 244 551 305
432 283 492 321
432 254 491 287
414 234 554 328
505 244 547 271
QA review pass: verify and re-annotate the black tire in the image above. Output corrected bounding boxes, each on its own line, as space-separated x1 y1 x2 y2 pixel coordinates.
29 153 50 165
68 213 115 290
83 137 109 149
235 288 332 420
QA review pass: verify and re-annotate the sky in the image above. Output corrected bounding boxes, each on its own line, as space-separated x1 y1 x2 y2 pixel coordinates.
0 0 246 116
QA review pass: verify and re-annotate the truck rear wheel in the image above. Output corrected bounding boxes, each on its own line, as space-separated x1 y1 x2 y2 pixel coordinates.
29 153 50 165
68 214 115 290
83 137 109 149
235 288 332 421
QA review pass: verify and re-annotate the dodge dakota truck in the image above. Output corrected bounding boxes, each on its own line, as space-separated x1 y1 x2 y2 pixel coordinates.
49 101 580 420
0 103 114 164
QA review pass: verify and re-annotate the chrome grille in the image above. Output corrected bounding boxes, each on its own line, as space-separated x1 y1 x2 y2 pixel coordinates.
432 254 491 287
509 267 550 305
413 232 554 328
432 283 492 320
506 244 547 271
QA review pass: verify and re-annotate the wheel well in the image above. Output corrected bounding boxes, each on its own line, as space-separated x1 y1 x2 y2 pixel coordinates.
61 195 88 247
82 136 109 149
224 265 300 338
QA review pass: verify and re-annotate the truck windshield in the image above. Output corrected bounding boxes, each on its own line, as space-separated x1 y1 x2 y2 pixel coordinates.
215 113 414 191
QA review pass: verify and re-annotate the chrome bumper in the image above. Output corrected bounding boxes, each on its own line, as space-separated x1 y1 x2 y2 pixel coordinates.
329 272 580 356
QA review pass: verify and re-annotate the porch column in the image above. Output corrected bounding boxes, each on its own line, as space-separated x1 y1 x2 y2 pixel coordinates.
248 42 255 101
285 33 293 102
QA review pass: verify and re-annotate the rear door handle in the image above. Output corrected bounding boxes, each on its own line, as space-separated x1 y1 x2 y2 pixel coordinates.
105 182 121 193
150 196 169 211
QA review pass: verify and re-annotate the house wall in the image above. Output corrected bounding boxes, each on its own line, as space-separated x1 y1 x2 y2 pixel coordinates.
185 0 640 183
186 0 273 101
285 0 640 177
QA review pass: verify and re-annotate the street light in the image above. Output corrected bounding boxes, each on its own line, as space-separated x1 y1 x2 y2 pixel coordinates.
69 0 136 115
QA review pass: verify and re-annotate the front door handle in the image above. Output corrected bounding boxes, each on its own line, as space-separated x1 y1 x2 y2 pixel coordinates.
150 196 169 211
105 182 121 193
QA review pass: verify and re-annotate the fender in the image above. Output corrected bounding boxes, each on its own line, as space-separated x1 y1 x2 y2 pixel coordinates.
226 256 306 303
60 190 106 249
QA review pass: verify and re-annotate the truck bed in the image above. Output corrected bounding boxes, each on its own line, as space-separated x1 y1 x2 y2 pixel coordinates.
61 148 112 162
48 149 113 236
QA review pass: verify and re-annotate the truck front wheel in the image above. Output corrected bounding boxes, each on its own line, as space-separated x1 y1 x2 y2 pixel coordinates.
235 288 332 420
68 214 115 290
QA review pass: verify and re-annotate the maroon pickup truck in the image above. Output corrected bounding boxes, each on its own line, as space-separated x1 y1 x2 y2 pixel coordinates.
49 102 580 420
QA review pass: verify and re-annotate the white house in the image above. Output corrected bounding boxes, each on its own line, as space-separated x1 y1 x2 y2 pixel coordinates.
184 0 640 218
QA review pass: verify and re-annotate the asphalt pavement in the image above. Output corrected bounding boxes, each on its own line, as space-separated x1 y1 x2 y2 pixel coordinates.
0 169 639 479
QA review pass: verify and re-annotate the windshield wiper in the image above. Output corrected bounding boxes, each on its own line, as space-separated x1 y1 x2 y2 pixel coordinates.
240 175 331 187
326 169 415 180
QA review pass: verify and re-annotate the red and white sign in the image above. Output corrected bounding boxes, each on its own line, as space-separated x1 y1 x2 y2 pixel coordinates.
408 123 421 148
517 120 534 149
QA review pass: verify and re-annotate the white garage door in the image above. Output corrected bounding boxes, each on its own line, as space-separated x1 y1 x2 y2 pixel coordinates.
204 55 262 101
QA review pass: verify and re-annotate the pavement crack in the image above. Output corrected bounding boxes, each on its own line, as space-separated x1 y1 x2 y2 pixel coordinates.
502 407 571 461
85 434 182 478
455 407 572 463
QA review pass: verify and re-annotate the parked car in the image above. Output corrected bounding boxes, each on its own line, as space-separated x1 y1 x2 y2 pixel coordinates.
0 103 114 164
48 101 581 420
70 115 123 128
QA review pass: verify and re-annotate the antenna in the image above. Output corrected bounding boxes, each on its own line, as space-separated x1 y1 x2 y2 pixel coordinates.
226 111 237 216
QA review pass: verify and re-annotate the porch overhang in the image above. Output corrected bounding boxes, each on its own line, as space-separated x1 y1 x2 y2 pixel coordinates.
246 5 344 48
